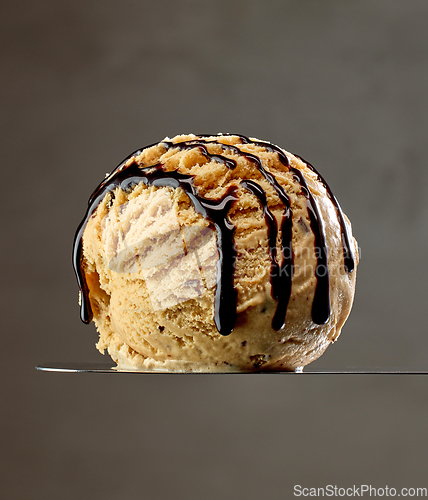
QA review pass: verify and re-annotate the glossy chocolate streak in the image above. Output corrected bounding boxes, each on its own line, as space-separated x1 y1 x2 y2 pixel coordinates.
221 135 354 273
160 137 294 329
241 180 293 330
73 160 239 335
233 135 331 324
241 180 280 295
74 134 351 335
294 154 355 273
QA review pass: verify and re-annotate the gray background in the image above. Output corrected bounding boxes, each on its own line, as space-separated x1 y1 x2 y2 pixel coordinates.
2 0 428 498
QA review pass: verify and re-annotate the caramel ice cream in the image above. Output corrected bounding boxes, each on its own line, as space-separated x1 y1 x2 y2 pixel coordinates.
73 134 358 371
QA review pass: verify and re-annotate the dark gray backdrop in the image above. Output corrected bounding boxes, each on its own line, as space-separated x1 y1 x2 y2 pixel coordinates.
2 1 428 498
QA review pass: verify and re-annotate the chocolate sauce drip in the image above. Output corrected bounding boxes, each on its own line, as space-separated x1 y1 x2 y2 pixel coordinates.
241 180 280 297
161 137 295 329
214 134 354 273
225 135 331 325
148 171 239 336
293 172 330 325
163 137 328 326
74 134 352 335
294 154 355 273
73 160 239 336
241 180 294 330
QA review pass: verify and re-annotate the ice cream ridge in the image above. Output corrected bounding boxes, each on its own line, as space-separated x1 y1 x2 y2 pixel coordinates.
73 134 358 372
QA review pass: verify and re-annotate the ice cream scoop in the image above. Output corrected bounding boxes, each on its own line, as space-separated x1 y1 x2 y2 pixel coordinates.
73 134 358 371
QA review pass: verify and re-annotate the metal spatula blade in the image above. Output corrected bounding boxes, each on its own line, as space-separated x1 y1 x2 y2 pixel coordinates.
35 363 428 375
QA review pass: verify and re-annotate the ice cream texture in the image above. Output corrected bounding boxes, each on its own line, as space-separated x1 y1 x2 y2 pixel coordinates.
73 134 358 372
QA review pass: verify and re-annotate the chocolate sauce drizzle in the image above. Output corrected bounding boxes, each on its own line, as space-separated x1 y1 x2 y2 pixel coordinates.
73 161 238 336
240 180 293 330
73 134 355 335
294 154 355 273
228 135 332 324
160 137 325 327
